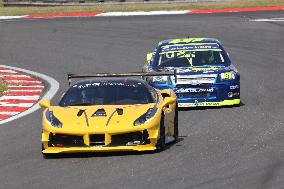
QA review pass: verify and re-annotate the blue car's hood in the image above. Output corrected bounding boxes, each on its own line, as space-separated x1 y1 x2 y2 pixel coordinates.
157 66 232 75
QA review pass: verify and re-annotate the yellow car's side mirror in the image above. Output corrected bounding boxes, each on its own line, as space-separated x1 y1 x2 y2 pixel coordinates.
146 53 153 64
162 97 176 107
39 100 51 108
160 89 172 98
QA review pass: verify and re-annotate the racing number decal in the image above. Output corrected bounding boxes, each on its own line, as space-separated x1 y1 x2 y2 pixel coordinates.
222 72 233 80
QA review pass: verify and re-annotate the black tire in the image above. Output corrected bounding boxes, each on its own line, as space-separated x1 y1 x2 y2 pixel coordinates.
42 153 53 159
156 113 166 151
42 143 55 159
174 104 179 142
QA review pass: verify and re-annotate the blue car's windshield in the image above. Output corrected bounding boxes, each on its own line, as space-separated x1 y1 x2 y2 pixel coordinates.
59 81 156 106
157 43 228 68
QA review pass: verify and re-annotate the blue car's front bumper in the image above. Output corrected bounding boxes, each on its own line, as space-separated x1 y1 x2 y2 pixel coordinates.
151 82 240 107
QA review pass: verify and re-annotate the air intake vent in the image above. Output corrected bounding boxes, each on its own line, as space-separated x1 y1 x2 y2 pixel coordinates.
48 134 85 147
92 109 107 117
89 134 105 146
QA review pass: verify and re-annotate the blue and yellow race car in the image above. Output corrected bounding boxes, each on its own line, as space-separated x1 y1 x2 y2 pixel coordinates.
143 38 240 108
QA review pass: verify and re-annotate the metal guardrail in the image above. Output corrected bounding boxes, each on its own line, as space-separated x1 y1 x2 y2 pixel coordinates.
2 0 222 7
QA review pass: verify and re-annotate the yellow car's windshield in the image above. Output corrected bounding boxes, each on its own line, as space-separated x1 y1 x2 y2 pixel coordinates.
59 80 156 106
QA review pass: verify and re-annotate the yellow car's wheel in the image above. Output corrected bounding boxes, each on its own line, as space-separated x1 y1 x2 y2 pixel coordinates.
42 143 54 159
156 113 166 151
42 152 55 159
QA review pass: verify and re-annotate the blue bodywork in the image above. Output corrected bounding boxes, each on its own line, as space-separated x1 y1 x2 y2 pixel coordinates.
143 38 240 107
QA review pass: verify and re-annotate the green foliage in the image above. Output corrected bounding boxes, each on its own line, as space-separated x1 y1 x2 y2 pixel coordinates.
0 79 7 95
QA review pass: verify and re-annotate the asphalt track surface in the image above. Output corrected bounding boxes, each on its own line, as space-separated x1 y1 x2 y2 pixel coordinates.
0 11 283 189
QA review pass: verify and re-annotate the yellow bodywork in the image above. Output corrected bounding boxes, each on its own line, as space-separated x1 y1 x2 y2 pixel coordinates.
146 53 153 64
169 38 216 44
41 90 176 154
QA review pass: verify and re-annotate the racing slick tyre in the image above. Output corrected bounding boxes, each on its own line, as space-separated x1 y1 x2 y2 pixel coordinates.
42 153 53 159
156 113 166 151
174 104 179 142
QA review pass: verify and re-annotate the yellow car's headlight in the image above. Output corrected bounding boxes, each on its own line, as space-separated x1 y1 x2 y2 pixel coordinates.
133 107 157 126
45 110 62 128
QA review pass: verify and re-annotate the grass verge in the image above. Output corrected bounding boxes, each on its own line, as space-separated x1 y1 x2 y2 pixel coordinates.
0 79 7 96
0 0 284 16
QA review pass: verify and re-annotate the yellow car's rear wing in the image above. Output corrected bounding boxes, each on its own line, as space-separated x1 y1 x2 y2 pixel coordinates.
67 71 177 86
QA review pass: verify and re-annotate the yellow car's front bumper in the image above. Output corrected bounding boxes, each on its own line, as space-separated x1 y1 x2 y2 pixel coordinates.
42 143 157 154
42 120 160 154
42 130 159 154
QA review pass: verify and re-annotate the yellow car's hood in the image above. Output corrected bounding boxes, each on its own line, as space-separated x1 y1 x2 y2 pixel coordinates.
48 104 156 131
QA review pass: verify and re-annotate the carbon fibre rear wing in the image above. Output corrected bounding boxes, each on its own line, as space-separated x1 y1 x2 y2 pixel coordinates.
67 71 177 86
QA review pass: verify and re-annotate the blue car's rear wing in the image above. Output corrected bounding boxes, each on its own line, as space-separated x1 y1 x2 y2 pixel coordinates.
67 71 177 86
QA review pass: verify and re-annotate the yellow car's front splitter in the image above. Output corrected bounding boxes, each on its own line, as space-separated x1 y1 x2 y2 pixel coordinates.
43 144 156 154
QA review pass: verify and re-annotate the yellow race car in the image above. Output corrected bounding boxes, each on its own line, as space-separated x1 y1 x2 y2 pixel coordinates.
40 72 178 158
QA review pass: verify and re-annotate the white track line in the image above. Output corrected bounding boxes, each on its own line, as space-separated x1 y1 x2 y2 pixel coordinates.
0 103 34 107
97 10 189 17
0 70 17 73
0 65 59 125
5 80 42 83
0 16 25 20
7 85 44 88
8 89 43 92
0 102 33 107
250 18 284 22
0 74 31 77
0 96 40 100
0 112 20 115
